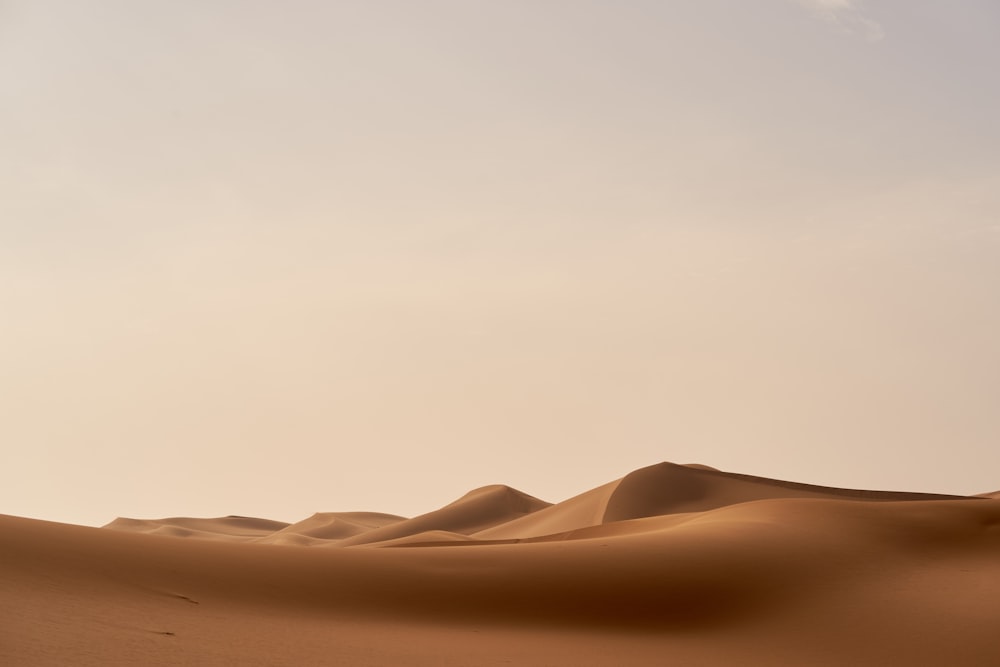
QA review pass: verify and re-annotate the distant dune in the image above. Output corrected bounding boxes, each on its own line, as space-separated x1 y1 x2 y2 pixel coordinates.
337 484 551 547
3 462 999 665
102 515 291 542
255 511 406 545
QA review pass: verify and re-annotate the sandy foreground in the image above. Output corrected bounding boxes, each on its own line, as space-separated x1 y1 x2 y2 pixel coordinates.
3 462 1000 666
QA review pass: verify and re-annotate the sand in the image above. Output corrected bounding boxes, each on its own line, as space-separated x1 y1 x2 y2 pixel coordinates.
3 462 999 665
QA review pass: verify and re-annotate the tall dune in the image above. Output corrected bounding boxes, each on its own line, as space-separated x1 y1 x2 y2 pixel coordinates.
477 461 966 540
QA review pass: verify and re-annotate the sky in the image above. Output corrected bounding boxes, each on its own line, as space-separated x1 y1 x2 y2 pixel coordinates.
2 0 999 527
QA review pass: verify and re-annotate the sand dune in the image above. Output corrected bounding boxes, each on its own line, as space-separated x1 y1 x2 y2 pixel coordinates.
100 463 967 547
103 515 290 541
477 461 965 540
336 484 550 547
255 511 405 545
4 461 999 666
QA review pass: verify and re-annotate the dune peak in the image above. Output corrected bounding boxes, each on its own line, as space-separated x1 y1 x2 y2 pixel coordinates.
445 483 550 509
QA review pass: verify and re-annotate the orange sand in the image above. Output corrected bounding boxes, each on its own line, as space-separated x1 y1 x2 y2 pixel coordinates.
3 462 999 665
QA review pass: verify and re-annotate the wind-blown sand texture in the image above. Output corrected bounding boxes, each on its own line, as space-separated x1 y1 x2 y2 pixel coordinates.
3 462 1000 665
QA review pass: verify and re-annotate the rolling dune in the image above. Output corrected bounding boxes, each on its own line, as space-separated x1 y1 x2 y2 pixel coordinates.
337 484 551 547
103 516 291 542
476 461 965 540
3 462 999 665
256 511 406 545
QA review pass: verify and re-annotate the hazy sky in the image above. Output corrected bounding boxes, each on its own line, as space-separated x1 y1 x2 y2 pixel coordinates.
2 1 998 527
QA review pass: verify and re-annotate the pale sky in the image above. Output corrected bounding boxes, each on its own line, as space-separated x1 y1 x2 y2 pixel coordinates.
2 1 998 527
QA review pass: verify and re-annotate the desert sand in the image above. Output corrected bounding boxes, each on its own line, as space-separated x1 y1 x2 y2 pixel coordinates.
3 462 1000 666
